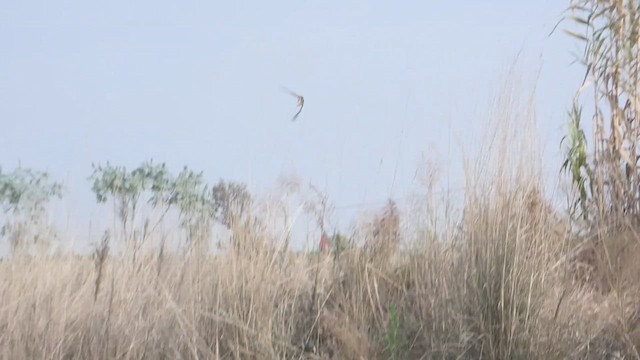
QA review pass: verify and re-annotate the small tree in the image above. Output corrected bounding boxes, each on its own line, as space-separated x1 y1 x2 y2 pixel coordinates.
166 172 253 252
90 160 253 255
0 167 63 254
211 179 252 229
89 160 174 252
171 167 213 251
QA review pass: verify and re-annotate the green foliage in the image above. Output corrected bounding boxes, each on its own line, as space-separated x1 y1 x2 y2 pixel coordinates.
0 167 63 216
89 160 172 206
561 0 640 221
331 232 351 259
89 160 252 250
172 167 207 213
383 304 408 360
0 167 63 254
561 101 591 220
171 168 213 246
170 173 253 248
89 160 172 243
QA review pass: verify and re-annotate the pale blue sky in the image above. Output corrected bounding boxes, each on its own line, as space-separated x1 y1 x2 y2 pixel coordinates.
0 1 585 245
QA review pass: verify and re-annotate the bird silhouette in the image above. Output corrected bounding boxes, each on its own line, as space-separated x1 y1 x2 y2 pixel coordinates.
281 87 304 121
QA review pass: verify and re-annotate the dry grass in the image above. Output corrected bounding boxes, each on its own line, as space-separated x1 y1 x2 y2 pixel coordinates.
4 74 640 359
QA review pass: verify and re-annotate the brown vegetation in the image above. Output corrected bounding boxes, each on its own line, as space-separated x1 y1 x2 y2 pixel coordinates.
5 1 640 357
2 72 639 360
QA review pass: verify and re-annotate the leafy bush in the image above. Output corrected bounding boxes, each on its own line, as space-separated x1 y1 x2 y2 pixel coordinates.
0 167 63 254
89 160 252 253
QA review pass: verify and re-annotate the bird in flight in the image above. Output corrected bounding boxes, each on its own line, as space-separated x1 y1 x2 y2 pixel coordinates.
281 87 304 121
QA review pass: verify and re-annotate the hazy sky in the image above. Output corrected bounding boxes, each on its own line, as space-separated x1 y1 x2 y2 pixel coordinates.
0 1 585 246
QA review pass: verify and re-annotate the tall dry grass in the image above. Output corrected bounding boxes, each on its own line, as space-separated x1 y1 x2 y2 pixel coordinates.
3 72 640 359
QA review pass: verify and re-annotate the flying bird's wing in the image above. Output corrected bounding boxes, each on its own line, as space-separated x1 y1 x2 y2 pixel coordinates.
280 86 301 98
291 101 304 121
281 86 304 121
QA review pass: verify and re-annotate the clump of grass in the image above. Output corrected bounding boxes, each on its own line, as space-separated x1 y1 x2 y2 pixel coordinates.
366 199 401 265
451 70 568 359
383 303 408 360
562 0 640 223
93 230 110 302
561 100 590 221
